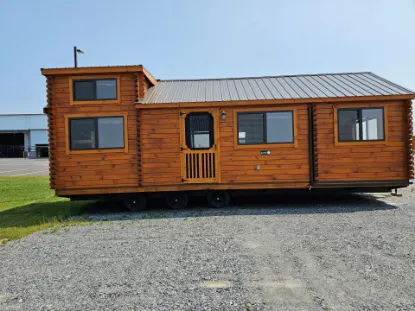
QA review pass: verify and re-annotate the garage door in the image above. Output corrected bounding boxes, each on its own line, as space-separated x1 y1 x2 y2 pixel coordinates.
0 133 24 158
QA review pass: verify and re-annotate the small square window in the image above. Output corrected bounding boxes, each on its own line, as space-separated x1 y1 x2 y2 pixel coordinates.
73 81 95 101
97 80 117 100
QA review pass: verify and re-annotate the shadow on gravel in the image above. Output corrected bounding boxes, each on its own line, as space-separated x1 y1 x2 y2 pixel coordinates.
79 191 398 221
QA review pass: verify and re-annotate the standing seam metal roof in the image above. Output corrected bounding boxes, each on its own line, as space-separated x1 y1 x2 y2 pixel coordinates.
142 72 414 104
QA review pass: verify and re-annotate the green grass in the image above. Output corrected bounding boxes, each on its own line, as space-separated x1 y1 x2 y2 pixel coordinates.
0 177 93 242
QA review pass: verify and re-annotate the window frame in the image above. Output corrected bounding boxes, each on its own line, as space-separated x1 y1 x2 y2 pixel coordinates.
334 104 388 146
233 108 297 149
69 75 121 105
184 112 215 150
64 113 128 155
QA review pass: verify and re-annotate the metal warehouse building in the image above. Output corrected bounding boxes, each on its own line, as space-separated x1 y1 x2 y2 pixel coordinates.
0 114 48 158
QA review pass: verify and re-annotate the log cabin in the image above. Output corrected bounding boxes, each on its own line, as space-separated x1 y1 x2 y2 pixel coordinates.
41 65 415 209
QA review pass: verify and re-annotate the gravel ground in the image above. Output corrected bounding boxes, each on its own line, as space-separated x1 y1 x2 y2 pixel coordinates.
1 189 415 311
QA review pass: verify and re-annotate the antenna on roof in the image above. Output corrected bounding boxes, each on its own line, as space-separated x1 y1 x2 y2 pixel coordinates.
73 46 84 68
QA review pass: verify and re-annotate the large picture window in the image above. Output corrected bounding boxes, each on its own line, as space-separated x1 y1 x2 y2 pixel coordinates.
338 108 385 142
73 78 117 101
69 116 124 150
237 111 294 145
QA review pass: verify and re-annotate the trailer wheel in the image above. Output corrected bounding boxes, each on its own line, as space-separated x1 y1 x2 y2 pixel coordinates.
207 191 230 208
123 194 146 212
165 192 188 209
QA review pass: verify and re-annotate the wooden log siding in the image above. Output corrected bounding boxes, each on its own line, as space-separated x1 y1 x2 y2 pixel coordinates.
138 72 150 99
46 76 56 189
140 109 181 186
134 73 142 186
43 64 414 196
220 105 310 184
312 103 319 181
407 102 414 179
52 74 140 190
315 101 407 182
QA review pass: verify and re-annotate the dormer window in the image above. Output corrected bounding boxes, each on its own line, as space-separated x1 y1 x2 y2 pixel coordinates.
73 78 117 101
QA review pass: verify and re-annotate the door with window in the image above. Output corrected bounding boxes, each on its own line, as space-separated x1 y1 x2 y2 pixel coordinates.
179 109 219 183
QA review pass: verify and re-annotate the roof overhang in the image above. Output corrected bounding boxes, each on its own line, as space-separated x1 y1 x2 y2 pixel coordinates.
135 94 415 109
41 65 157 86
142 67 157 86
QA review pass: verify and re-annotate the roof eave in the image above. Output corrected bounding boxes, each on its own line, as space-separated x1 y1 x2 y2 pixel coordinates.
142 67 157 86
138 94 415 109
41 65 144 76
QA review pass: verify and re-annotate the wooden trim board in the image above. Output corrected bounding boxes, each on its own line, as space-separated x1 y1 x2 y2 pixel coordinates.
64 112 129 155
68 75 121 106
333 103 389 146
41 65 143 76
55 180 409 196
232 106 298 150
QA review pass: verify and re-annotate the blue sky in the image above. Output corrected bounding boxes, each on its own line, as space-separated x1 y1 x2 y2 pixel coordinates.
0 0 414 114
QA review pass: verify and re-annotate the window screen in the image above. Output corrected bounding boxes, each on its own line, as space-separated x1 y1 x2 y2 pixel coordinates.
238 113 264 144
69 117 124 150
185 113 214 149
73 79 117 101
237 111 294 145
338 108 384 142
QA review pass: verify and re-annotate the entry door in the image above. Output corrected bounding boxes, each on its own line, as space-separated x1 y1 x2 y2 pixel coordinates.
179 109 220 183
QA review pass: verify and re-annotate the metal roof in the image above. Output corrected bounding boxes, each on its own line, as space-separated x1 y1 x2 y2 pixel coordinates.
142 72 414 104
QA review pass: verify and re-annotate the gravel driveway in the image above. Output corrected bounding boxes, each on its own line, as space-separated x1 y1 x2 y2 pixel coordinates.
1 189 415 311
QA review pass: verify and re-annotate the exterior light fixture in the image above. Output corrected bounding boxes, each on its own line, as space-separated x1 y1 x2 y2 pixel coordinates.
221 111 227 120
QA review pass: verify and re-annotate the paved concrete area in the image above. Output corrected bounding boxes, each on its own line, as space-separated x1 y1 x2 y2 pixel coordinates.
0 159 49 176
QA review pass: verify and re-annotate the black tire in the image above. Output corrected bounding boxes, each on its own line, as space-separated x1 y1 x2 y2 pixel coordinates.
123 194 147 212
207 191 230 208
165 192 189 209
